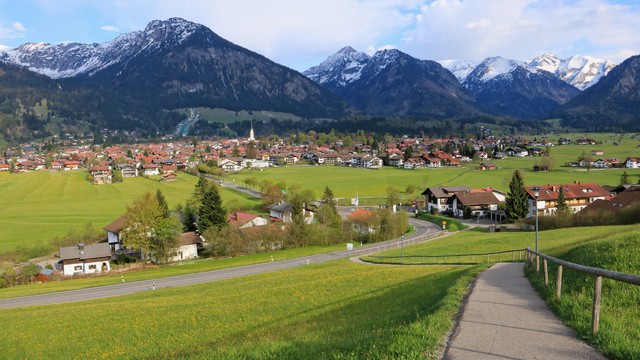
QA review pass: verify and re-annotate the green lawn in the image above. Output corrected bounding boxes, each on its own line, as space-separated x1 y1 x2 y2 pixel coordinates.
0 171 262 252
0 261 482 359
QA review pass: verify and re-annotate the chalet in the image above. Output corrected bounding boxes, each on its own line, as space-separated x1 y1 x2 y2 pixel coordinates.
268 202 293 222
452 191 499 218
505 147 528 157
421 186 470 213
59 243 112 276
161 164 177 174
387 153 404 167
160 172 177 182
0 164 9 172
422 156 441 168
103 216 126 252
476 151 489 160
88 166 112 184
167 232 202 262
142 164 161 176
218 158 243 172
575 138 596 145
64 160 81 170
478 162 496 171
228 211 269 229
591 150 604 156
526 182 609 217
118 163 138 178
578 187 640 217
404 158 425 169
625 157 640 169
357 155 383 169
314 153 342 165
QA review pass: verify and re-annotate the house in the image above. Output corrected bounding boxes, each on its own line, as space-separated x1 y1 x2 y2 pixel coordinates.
387 153 404 167
575 138 596 145
625 157 640 169
88 166 112 184
421 186 470 213
228 211 269 229
592 150 604 156
219 158 243 172
167 232 202 262
476 151 489 160
59 243 112 276
361 155 383 169
347 209 376 235
403 157 425 169
160 172 177 182
452 192 499 218
314 153 342 165
578 186 640 218
505 147 528 157
35 268 55 283
268 202 293 222
118 163 138 178
142 164 161 176
478 162 496 171
103 215 126 252
0 164 9 171
526 182 609 217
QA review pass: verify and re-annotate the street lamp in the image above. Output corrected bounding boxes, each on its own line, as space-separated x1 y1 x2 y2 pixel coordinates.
531 186 541 252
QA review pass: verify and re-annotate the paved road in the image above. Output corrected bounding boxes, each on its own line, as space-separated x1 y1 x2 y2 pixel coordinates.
218 179 263 198
0 217 440 309
443 262 605 360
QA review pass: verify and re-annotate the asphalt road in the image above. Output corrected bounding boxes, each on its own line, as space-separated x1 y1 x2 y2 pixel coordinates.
0 217 441 309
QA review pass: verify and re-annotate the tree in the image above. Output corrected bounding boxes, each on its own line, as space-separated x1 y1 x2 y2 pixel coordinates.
182 201 198 232
288 195 309 246
386 186 401 207
156 190 170 218
557 185 568 212
505 170 529 222
321 186 336 211
620 171 631 186
151 215 181 264
262 184 284 210
403 146 414 161
197 184 227 232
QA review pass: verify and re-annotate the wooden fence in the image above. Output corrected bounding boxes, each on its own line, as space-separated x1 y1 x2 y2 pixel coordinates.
526 248 640 334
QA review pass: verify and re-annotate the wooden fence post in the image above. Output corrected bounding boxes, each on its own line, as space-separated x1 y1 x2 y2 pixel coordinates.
543 259 549 288
592 276 603 334
536 255 540 273
556 265 563 299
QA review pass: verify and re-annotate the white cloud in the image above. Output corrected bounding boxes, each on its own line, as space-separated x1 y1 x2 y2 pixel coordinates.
100 25 121 33
0 21 28 39
365 44 398 56
403 0 640 63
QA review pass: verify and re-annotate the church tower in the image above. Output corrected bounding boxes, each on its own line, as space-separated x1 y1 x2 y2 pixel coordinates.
248 119 255 141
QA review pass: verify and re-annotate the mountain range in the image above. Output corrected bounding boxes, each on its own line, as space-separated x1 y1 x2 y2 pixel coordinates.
1 17 639 141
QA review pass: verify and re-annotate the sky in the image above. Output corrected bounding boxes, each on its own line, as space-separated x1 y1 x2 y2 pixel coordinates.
1 0 639 71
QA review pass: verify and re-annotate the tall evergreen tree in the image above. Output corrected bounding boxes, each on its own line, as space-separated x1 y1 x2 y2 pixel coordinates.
505 170 529 222
288 196 309 246
321 186 336 211
197 184 227 232
620 171 631 186
556 185 568 212
156 190 170 218
182 201 198 232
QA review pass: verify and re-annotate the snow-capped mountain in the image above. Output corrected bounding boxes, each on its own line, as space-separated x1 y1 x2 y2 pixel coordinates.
437 59 479 82
0 18 205 79
303 46 370 87
305 47 478 118
463 56 580 119
528 53 616 90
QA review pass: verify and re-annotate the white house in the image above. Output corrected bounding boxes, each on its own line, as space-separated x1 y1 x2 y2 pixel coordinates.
228 211 269 229
103 215 126 252
167 232 202 262
625 157 640 169
59 243 112 276
525 182 609 217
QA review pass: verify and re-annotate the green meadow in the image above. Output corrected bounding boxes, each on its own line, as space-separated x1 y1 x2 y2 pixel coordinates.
0 171 261 252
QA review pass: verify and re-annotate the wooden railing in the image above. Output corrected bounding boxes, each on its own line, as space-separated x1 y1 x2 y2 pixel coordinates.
363 248 528 265
526 248 640 334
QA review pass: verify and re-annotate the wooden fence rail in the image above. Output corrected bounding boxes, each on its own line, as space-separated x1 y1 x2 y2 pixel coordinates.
526 247 640 334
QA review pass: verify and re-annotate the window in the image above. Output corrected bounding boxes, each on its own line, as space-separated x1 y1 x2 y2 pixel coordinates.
74 265 82 271
88 264 97 270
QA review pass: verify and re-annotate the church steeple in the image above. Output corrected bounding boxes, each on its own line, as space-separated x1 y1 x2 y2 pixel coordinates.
248 119 255 141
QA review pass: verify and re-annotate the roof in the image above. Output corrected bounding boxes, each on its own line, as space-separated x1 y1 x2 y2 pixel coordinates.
421 186 470 197
104 215 127 234
525 182 609 201
59 243 112 261
455 192 499 206
179 232 202 246
268 202 292 213
228 211 261 228
347 209 375 222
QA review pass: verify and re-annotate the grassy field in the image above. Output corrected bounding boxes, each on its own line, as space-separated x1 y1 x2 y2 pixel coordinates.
527 229 640 359
0 243 347 300
0 171 262 252
0 261 483 359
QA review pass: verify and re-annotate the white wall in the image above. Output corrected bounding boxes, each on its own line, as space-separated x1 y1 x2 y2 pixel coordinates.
63 260 110 276
168 244 198 262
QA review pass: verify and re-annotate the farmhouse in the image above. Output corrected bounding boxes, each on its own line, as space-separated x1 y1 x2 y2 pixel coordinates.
228 211 269 229
347 209 376 235
452 191 500 218
103 215 126 252
88 166 112 184
167 232 202 262
421 186 470 213
526 182 609 217
579 186 640 217
59 243 112 276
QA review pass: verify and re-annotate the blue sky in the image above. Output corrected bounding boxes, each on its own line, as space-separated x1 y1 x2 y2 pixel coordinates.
1 0 639 71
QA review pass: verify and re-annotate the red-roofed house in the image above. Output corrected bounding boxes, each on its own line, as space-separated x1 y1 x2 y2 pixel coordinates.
228 211 268 229
347 209 376 235
526 182 609 217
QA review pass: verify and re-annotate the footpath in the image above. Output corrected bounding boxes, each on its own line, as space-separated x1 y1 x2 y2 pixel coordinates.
444 262 606 360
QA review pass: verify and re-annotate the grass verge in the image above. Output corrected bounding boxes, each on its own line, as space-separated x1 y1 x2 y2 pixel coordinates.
0 260 482 359
526 228 640 359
